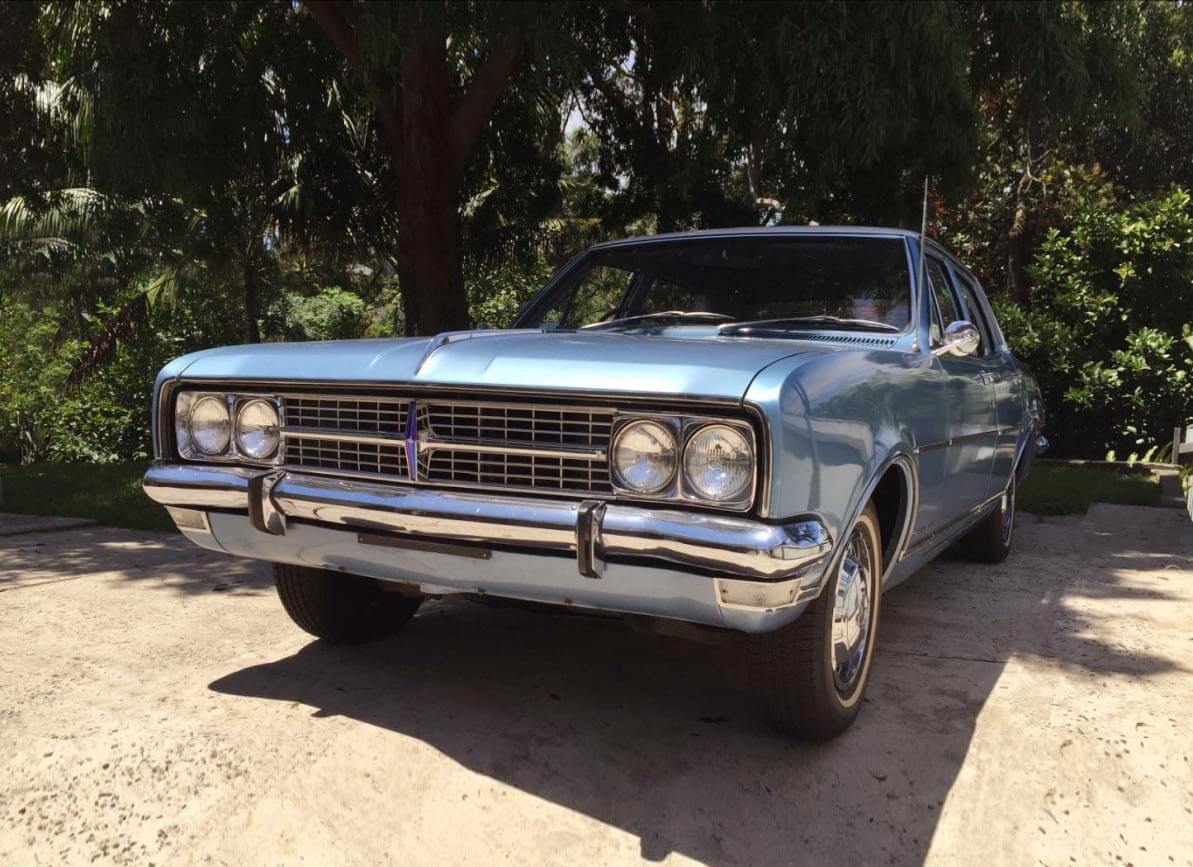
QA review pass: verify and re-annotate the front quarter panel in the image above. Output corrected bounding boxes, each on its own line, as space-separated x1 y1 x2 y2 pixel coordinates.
746 348 945 566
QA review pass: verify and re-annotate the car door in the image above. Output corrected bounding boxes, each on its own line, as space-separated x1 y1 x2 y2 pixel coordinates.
926 255 999 511
951 266 1022 494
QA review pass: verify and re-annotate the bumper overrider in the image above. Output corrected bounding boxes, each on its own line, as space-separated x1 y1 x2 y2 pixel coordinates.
143 463 834 632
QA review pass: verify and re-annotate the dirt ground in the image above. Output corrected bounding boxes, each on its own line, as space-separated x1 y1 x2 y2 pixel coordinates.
0 503 1190 866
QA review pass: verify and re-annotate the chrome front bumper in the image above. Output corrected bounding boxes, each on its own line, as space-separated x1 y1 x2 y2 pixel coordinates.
143 463 834 629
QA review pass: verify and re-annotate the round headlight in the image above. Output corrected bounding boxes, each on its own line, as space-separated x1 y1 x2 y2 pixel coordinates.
235 399 280 459
612 420 677 493
683 424 753 502
188 395 231 455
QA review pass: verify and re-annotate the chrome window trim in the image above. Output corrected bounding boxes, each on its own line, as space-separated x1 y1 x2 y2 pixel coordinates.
514 233 918 338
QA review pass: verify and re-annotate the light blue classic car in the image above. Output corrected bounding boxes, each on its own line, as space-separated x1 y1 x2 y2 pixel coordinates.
144 227 1044 739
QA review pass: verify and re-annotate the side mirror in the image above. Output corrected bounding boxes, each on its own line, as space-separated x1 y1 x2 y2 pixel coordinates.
933 320 981 357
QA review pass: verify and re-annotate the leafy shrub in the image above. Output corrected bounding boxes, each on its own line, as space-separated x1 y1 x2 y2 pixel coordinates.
465 254 556 328
998 184 1193 458
263 285 368 341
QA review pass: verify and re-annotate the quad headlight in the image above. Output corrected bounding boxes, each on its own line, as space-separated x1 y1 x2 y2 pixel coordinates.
611 419 678 493
174 391 280 462
683 424 753 503
611 416 755 507
188 395 232 455
235 398 280 459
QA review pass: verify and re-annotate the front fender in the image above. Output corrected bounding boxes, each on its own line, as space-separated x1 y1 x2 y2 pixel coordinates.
745 349 942 556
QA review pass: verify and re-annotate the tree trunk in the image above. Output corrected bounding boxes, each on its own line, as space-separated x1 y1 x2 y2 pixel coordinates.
394 13 469 337
1005 197 1028 303
243 249 261 343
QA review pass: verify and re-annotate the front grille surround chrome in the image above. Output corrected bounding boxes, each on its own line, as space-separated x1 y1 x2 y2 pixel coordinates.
169 386 758 511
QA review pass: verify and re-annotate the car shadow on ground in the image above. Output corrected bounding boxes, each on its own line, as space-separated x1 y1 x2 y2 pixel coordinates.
0 526 273 595
207 509 1188 864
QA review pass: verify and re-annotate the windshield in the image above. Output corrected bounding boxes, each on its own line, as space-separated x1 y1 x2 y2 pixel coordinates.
518 235 912 333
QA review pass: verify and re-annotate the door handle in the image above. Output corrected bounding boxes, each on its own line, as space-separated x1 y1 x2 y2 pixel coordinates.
979 372 1002 385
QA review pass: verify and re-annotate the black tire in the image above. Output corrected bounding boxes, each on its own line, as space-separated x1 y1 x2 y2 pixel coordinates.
957 473 1016 563
750 503 883 741
273 563 423 644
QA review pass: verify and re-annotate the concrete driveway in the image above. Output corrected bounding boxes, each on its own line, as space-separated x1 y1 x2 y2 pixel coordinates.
0 504 1190 866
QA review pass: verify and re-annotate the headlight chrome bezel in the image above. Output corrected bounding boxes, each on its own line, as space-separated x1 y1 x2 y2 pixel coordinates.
682 423 755 505
174 390 284 466
234 398 281 460
609 414 757 511
610 418 679 494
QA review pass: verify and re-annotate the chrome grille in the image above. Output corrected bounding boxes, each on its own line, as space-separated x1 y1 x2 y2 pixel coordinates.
280 394 408 479
419 448 612 494
425 401 613 448
285 434 407 480
276 392 612 497
284 394 407 435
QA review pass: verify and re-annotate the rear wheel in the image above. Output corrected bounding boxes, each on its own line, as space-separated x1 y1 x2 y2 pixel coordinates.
750 503 883 741
273 563 423 644
957 473 1016 563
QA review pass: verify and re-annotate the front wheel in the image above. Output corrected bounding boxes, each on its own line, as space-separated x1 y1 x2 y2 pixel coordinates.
273 563 423 644
750 503 883 741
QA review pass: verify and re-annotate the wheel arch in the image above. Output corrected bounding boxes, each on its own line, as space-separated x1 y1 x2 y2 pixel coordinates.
815 449 918 597
867 453 918 578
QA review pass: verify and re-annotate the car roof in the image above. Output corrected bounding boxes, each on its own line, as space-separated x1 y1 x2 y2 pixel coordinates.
590 225 920 250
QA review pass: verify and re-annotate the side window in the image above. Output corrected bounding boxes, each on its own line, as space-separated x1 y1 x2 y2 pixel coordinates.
540 265 634 329
926 257 959 346
952 271 994 355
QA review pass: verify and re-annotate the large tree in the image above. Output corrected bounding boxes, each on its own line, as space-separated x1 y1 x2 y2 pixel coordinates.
307 1 561 335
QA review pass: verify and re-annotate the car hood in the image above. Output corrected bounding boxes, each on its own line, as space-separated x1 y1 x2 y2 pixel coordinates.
171 330 831 402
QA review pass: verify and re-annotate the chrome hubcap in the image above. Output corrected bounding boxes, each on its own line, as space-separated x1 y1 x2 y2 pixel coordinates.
831 529 874 694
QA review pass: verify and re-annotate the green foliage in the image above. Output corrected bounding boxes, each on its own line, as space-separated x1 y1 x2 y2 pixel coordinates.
264 286 369 342
0 279 245 464
465 254 556 328
998 183 1193 457
0 461 174 531
2 0 1193 469
1018 462 1162 515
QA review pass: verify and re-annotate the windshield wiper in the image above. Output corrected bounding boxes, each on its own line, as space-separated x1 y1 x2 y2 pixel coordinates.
579 310 736 331
719 315 900 335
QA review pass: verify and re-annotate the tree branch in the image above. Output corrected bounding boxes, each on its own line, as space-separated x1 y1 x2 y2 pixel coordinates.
449 35 521 170
306 1 404 163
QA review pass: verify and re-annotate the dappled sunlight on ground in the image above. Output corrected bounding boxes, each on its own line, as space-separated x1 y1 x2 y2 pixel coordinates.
1 502 1190 864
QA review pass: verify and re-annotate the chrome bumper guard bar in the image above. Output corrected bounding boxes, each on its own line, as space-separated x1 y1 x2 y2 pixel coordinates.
143 463 831 583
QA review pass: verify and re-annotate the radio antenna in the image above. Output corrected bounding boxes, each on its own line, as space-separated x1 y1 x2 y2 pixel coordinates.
914 176 929 352
916 175 929 295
